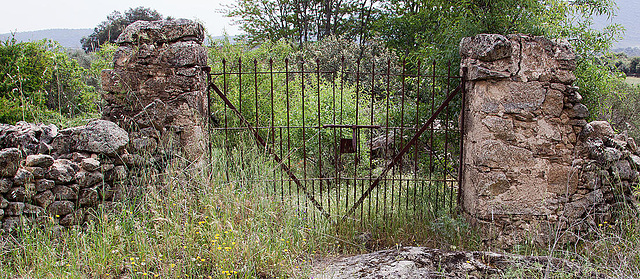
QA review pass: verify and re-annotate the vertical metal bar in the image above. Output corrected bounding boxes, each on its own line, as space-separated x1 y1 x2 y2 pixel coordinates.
339 57 345 221
413 60 421 219
301 60 309 222
316 59 323 221
383 58 391 227
331 66 337 220
206 67 212 170
223 59 230 182
354 59 361 225
238 58 244 169
270 59 276 194
254 59 259 138
398 59 406 218
336 56 355 221
430 60 437 214
239 58 243 116
340 57 345 125
445 61 452 213
369 60 375 225
286 59 292 205
457 68 467 209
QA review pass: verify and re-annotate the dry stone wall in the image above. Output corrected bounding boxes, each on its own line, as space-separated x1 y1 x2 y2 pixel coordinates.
460 34 638 246
101 19 208 160
0 120 130 232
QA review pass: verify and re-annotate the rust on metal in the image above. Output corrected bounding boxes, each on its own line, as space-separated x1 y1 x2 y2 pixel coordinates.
207 57 464 227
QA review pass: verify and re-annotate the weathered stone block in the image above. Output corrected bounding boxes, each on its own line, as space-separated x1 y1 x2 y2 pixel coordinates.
25 166 46 179
112 166 128 182
568 104 589 119
0 178 11 193
46 159 77 183
547 165 579 195
481 116 514 141
25 154 54 168
0 196 8 208
59 209 85 227
23 204 45 215
542 89 564 117
79 188 99 207
0 148 21 177
53 185 78 200
54 120 129 156
477 172 511 196
75 171 104 188
47 201 74 216
116 18 205 45
459 34 512 62
5 202 25 216
35 179 55 192
2 216 21 231
613 160 633 180
7 187 26 202
563 199 588 219
81 158 101 172
476 140 534 169
13 168 33 186
33 190 54 208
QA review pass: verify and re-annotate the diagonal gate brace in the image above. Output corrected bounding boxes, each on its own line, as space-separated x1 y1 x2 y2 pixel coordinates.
209 82 331 220
342 82 464 222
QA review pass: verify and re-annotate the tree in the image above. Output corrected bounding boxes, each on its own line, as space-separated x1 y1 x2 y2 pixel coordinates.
81 6 164 52
226 0 376 46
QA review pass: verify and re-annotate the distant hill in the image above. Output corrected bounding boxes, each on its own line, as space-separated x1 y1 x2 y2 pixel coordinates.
613 47 640 57
0 29 92 49
1 28 234 50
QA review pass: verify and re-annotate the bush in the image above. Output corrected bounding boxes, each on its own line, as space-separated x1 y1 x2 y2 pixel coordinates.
0 37 103 124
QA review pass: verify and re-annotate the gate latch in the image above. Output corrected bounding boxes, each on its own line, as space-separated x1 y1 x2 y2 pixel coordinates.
322 124 381 154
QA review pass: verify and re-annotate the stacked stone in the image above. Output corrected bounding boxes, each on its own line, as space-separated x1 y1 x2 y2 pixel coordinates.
570 121 640 231
0 120 129 232
459 34 595 246
101 19 208 160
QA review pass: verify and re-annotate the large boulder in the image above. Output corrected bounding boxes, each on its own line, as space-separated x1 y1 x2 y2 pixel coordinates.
116 18 205 45
52 120 129 156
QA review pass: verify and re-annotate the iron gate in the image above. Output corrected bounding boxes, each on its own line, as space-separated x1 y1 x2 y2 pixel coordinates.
206 57 465 227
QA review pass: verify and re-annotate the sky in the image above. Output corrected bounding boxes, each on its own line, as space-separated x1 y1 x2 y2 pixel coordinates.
1 0 638 48
0 0 242 36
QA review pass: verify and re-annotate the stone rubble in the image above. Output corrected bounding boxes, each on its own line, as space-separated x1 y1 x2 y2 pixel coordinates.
0 120 130 232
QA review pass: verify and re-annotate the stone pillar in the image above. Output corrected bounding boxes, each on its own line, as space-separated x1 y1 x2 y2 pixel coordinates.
459 34 589 246
101 19 208 161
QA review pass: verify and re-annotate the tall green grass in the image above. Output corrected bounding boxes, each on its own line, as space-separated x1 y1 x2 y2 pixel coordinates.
0 141 478 278
2 141 638 277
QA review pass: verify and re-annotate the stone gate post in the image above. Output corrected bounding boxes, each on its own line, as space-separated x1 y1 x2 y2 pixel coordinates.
459 34 588 245
101 19 208 161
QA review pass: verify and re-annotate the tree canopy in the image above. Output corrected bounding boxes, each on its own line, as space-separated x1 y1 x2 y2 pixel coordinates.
81 6 165 52
227 0 622 60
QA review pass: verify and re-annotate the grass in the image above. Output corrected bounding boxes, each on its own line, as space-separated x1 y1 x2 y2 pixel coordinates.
1 140 639 278
0 141 477 278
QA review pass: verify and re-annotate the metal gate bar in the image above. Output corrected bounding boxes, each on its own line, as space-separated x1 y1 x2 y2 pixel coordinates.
207 57 463 226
